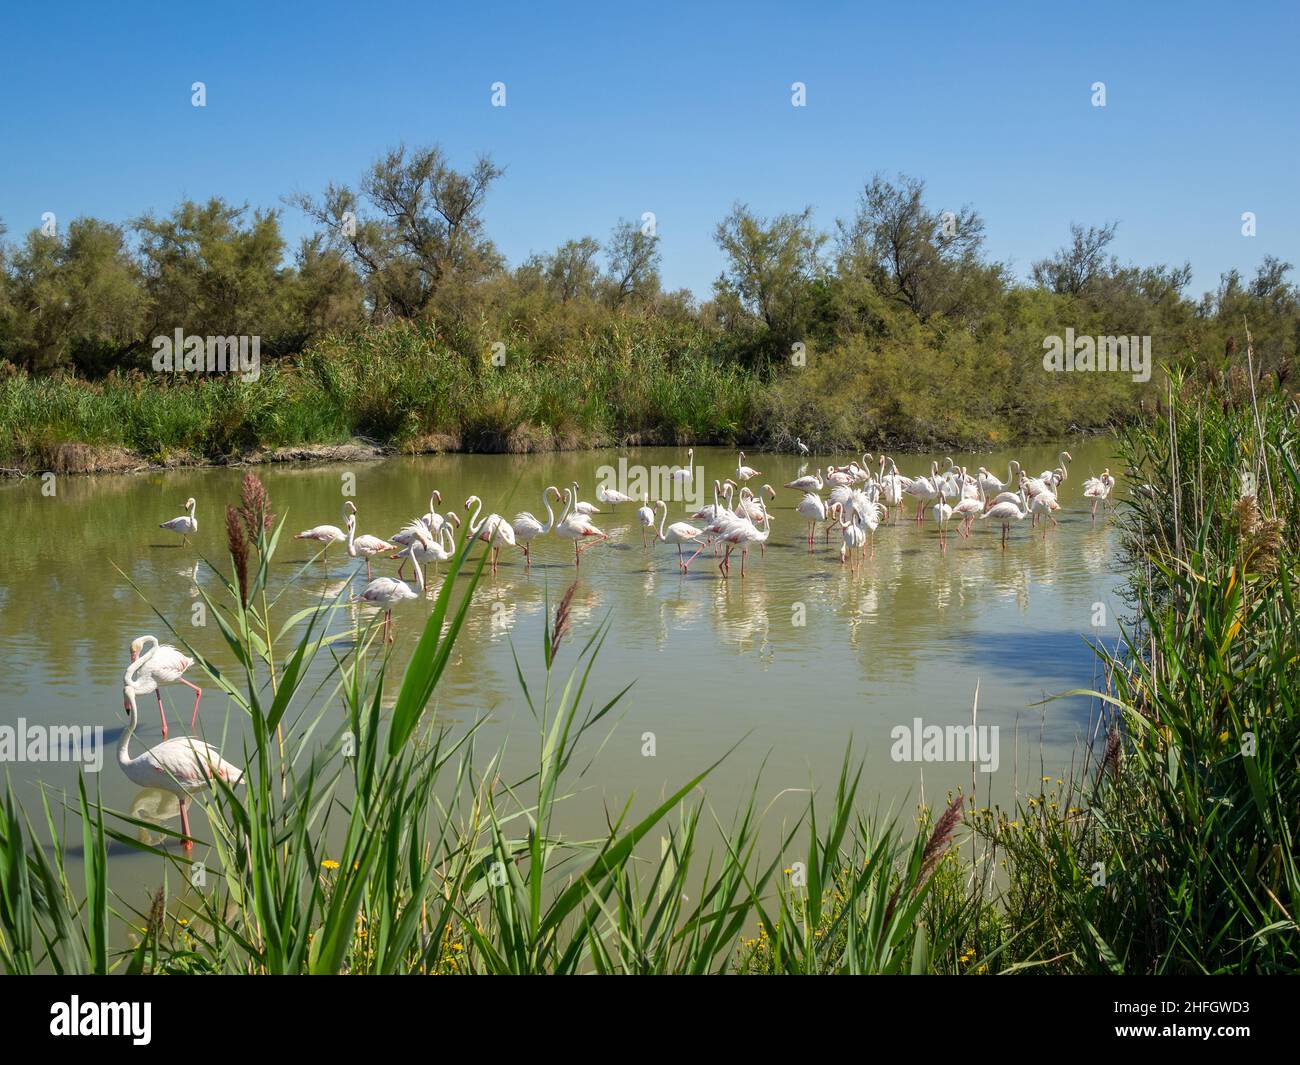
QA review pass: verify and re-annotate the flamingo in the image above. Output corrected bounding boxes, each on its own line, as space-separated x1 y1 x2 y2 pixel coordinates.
880 458 909 524
569 481 600 516
353 540 423 642
734 484 776 524
512 487 558 568
736 451 762 483
852 453 875 485
1030 487 1060 534
847 491 886 558
1038 451 1073 486
655 500 705 572
691 480 735 522
394 516 457 579
294 508 347 557
160 498 198 546
978 461 1022 500
830 503 868 566
465 496 517 574
933 495 955 552
670 448 696 494
121 666 242 852
1083 469 1113 522
717 498 770 578
127 635 202 737
555 488 607 566
825 466 855 488
951 468 984 537
636 493 657 548
416 489 446 528
392 490 448 548
344 505 396 579
596 483 635 509
903 462 941 522
980 488 1031 547
785 470 824 493
796 491 827 548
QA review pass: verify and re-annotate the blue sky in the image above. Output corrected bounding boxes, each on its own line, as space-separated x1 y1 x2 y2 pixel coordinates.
2 0 1296 299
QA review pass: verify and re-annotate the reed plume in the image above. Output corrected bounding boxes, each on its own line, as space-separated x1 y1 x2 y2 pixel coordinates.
226 504 250 606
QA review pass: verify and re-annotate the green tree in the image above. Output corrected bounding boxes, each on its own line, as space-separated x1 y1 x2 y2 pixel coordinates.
1031 221 1119 297
291 144 504 320
604 218 661 307
836 173 987 323
713 203 824 354
0 217 145 373
134 198 291 347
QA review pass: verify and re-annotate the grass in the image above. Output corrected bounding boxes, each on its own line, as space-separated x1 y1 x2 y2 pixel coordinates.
0 320 757 470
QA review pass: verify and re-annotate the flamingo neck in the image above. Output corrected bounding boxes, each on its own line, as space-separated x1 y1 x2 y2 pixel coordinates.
119 695 138 767
656 502 668 540
467 497 484 535
541 490 556 533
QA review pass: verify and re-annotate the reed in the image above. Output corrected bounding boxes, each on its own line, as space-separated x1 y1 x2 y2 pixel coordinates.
976 368 1299 973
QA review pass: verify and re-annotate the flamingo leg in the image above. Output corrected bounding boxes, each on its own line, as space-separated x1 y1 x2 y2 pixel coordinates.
367 558 373 579
179 800 193 851
180 679 203 729
157 692 169 737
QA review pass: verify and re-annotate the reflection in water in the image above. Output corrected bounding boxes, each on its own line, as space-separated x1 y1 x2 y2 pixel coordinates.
129 787 182 847
0 441 1124 895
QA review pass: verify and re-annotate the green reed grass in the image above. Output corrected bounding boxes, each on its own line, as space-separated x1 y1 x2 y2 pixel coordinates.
976 368 1299 973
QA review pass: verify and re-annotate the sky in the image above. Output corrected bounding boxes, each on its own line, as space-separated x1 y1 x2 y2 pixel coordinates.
2 0 1297 300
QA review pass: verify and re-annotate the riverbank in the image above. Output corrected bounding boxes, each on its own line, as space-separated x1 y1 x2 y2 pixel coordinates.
2 318 1144 476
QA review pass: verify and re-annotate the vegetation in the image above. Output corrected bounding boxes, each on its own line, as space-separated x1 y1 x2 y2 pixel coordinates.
2 149 1298 469
974 363 1299 973
1 363 1295 973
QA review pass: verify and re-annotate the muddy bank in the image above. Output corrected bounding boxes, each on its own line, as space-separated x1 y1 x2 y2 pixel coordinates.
1 424 1116 479
0 426 628 478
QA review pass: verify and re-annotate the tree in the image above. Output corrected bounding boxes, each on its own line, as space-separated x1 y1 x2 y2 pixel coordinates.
713 204 823 345
1031 221 1119 296
291 144 503 320
604 218 661 306
837 173 986 322
134 198 290 344
545 237 602 302
1 217 145 373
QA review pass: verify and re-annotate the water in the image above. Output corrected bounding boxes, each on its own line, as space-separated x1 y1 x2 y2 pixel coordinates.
0 440 1122 895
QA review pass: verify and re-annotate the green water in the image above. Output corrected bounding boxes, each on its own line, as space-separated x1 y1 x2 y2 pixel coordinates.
0 440 1122 893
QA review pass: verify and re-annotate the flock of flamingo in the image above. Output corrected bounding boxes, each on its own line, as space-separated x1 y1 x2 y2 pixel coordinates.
119 446 1115 851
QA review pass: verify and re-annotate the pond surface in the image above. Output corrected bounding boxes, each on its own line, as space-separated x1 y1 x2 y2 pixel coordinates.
0 440 1123 897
